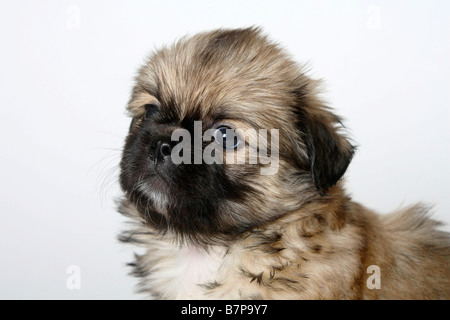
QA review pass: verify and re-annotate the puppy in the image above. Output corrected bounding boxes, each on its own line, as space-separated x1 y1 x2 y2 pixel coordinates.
118 27 450 299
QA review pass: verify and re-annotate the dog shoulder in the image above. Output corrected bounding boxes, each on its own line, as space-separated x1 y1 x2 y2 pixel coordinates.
363 204 450 299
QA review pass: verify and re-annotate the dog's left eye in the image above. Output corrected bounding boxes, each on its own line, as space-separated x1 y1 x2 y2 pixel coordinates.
144 104 159 119
214 126 240 149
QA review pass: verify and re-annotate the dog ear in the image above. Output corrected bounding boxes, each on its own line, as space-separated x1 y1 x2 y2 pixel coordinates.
293 90 355 192
128 118 136 132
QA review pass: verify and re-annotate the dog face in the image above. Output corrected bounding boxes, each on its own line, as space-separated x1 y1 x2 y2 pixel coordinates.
119 27 354 245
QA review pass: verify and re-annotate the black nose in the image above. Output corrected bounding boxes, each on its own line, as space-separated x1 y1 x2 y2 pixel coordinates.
149 138 173 163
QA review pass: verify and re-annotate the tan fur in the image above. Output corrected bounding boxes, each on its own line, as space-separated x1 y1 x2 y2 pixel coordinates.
119 27 450 299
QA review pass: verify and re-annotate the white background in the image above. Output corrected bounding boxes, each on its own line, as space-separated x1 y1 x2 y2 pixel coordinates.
0 0 449 299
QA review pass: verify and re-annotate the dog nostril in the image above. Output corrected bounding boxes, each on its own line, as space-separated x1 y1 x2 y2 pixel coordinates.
159 142 172 158
149 139 172 162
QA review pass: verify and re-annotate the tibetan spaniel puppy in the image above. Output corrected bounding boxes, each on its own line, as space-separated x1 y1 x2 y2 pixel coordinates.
118 27 450 299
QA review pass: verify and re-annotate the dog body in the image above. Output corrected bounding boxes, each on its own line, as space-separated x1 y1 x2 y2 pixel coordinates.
118 28 450 299
120 189 449 299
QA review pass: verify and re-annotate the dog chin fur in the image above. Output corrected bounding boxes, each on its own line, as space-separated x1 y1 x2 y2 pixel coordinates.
118 27 450 299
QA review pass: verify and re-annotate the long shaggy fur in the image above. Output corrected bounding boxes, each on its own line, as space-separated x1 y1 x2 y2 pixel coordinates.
118 27 450 299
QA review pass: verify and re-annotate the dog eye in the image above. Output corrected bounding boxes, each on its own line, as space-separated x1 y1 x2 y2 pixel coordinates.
144 104 159 119
214 126 240 149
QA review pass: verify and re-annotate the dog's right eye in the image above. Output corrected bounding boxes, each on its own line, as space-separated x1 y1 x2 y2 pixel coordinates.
144 104 159 119
214 126 240 149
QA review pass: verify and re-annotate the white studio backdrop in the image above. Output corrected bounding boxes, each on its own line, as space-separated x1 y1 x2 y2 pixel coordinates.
0 0 449 299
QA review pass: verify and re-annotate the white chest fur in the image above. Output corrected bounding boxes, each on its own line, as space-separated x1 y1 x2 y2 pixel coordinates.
141 242 227 299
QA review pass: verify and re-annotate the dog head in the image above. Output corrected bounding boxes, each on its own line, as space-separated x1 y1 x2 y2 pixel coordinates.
119 27 354 245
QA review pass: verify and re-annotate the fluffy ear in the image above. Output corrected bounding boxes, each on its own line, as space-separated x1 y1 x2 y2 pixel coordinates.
294 91 355 192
